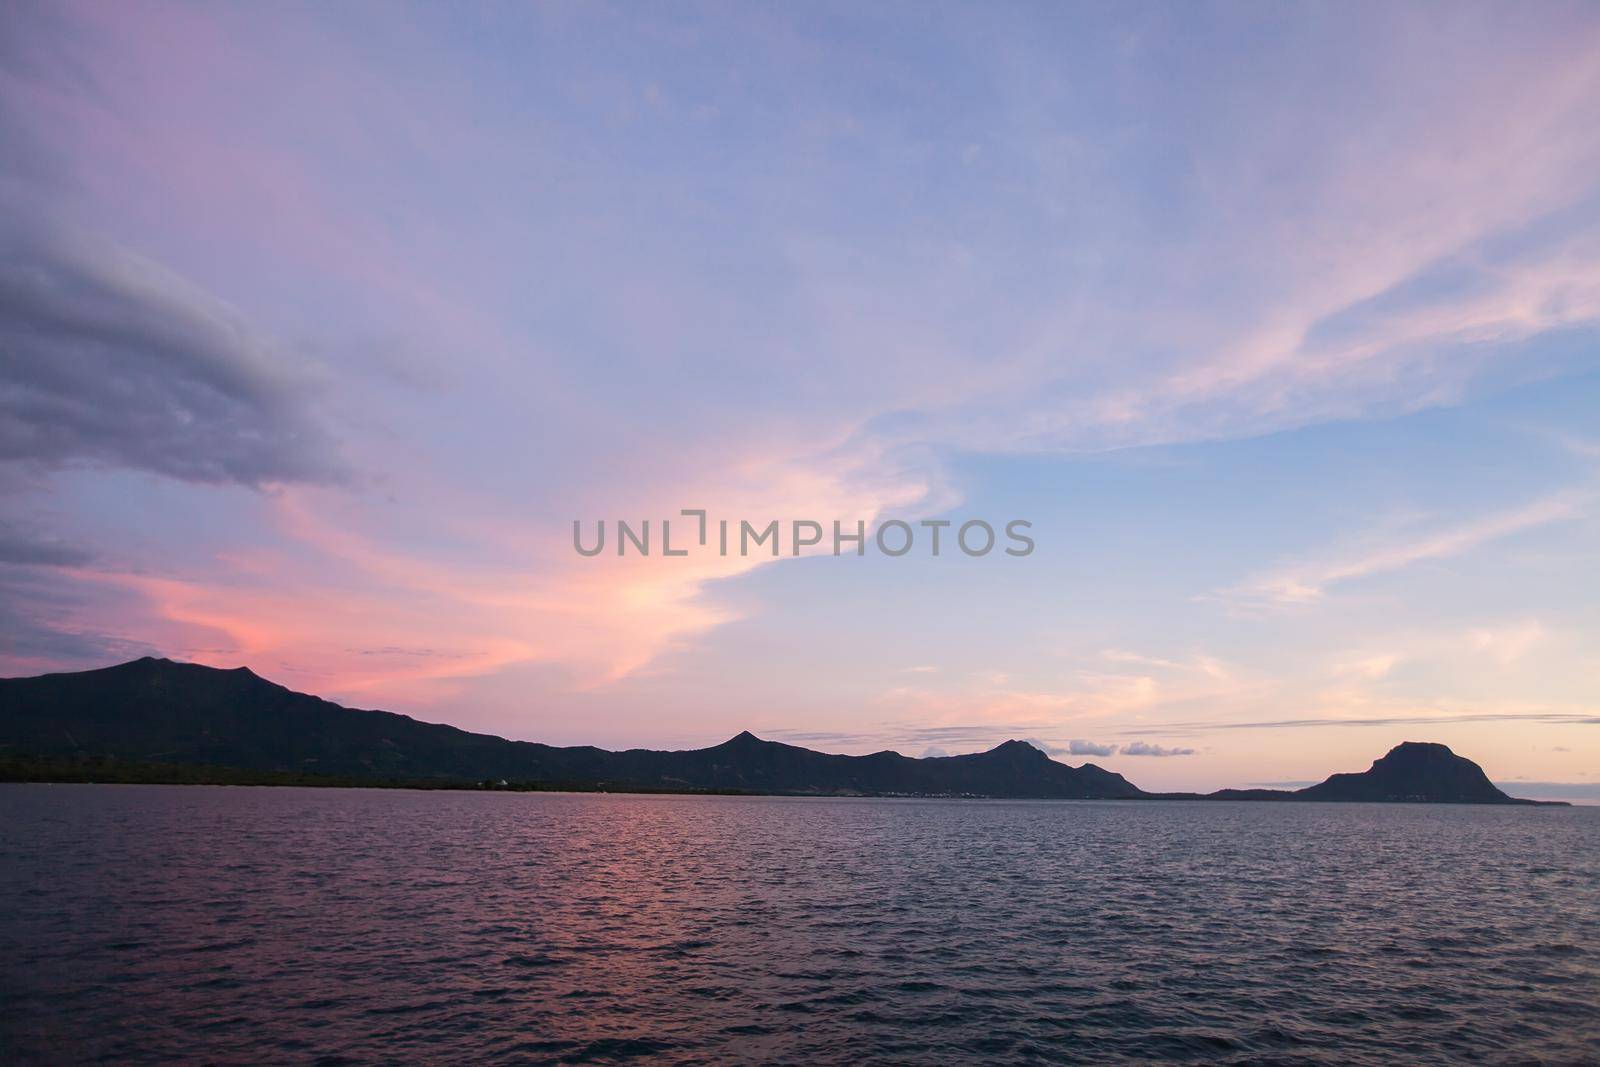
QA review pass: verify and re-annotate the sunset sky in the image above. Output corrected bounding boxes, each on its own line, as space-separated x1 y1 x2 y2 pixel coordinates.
3 1 1598 793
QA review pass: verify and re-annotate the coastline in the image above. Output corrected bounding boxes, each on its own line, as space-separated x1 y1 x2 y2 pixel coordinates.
1 756 1570 805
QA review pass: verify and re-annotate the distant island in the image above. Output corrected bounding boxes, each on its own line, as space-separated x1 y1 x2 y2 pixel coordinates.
0 658 1565 805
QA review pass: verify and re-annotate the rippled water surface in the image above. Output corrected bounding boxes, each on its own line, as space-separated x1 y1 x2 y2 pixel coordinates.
1 785 1597 1064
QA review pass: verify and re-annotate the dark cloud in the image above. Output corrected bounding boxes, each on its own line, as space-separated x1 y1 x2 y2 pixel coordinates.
1119 741 1196 757
0 521 94 566
0 613 148 666
0 567 152 670
0 228 344 487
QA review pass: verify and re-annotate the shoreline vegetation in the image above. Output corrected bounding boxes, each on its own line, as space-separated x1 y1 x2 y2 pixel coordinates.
0 751 1569 807
0 754 1571 807
0 658 1569 805
0 755 1573 810
0 755 758 795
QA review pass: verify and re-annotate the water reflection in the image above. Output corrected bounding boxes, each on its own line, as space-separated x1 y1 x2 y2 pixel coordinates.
1 786 1596 1063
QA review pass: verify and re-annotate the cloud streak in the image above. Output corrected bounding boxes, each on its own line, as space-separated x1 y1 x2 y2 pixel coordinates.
0 521 94 567
1127 711 1600 737
767 726 1198 761
1224 492 1587 608
0 228 342 487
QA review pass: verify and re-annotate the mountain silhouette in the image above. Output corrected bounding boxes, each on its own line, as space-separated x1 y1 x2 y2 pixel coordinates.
0 658 1560 803
1197 742 1548 804
0 658 1143 797
1217 742 1529 803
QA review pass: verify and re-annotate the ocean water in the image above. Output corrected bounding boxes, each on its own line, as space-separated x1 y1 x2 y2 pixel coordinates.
1 786 1596 1065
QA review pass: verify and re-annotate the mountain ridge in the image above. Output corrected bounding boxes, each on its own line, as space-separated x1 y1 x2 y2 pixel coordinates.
0 657 1562 804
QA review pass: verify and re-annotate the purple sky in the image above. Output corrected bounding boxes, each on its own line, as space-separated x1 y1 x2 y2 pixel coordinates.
3 1 1599 793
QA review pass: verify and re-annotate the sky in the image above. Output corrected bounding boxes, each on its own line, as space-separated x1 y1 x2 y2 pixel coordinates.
2 1 1598 795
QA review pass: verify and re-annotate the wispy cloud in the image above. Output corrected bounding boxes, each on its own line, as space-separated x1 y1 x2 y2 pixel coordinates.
1126 710 1600 737
1467 621 1546 666
1222 492 1587 609
1100 649 1233 680
1332 653 1403 681
767 725 1199 761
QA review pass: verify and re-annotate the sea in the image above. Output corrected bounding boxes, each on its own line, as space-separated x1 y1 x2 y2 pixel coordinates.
1 785 1596 1065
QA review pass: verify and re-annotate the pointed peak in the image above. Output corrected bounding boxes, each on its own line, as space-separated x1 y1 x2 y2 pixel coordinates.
725 730 764 745
113 655 180 673
989 739 1046 757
